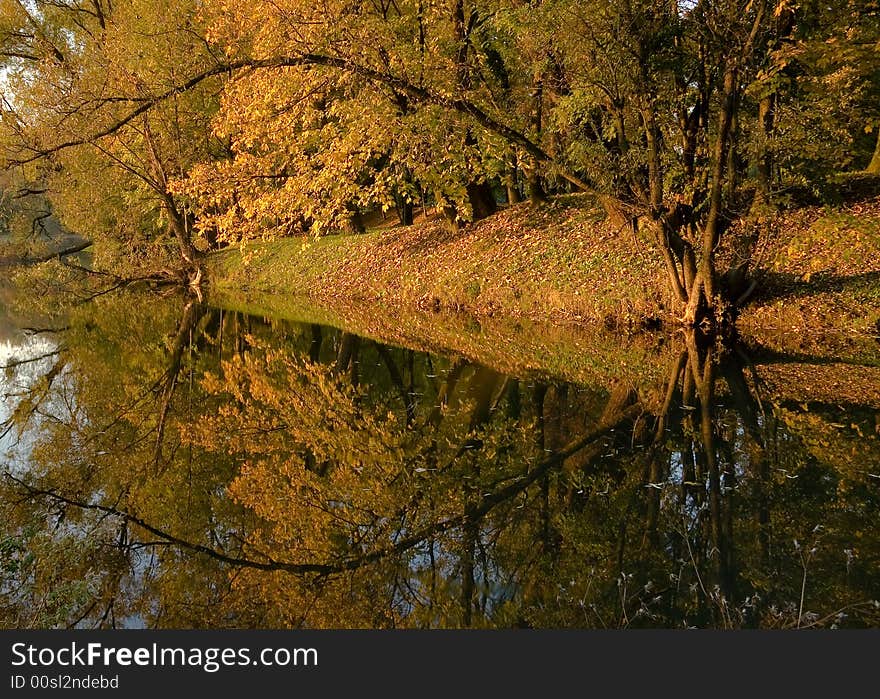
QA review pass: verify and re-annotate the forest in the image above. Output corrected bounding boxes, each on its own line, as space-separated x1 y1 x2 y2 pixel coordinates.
1 1 880 631
0 0 877 327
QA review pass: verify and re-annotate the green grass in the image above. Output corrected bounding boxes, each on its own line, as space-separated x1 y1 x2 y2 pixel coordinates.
208 192 880 360
208 195 671 329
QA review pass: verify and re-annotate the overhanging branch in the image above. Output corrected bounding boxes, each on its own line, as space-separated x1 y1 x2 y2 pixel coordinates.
8 53 600 194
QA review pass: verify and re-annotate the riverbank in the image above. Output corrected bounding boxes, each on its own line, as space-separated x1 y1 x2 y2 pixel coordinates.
208 194 671 329
207 191 880 346
736 195 880 356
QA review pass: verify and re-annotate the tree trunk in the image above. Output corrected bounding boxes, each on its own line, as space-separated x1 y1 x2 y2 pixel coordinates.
751 92 777 214
465 181 497 221
526 69 547 206
752 6 794 212
726 109 739 201
397 198 414 226
396 166 416 225
867 127 880 175
440 198 459 232
683 63 738 327
142 117 198 266
164 195 198 264
526 170 547 205
344 206 366 234
504 158 522 205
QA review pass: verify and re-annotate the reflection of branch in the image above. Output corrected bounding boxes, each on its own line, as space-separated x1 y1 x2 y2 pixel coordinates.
154 302 206 468
21 327 66 335
0 360 63 442
75 275 170 305
20 239 92 264
390 404 643 557
654 351 686 442
6 403 641 581
4 474 336 575
60 259 115 277
0 350 60 369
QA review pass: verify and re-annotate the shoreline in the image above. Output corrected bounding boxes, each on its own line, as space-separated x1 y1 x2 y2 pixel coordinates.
207 195 673 330
206 193 880 353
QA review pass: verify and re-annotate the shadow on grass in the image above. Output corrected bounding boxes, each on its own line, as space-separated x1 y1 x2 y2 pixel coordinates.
750 270 880 302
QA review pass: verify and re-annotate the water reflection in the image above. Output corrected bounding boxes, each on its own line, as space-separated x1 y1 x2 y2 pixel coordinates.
0 325 66 476
1 290 878 628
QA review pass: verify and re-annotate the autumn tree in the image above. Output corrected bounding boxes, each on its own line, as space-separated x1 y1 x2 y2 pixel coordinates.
178 0 520 239
3 0 878 320
0 0 227 270
175 0 800 324
769 0 880 181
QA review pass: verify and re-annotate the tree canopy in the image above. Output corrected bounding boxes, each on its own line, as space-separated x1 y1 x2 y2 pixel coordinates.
1 0 878 320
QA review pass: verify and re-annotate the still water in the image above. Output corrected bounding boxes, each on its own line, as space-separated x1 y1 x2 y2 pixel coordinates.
1 286 879 628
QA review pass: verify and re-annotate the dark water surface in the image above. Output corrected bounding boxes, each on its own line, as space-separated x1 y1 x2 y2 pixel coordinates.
1 286 879 628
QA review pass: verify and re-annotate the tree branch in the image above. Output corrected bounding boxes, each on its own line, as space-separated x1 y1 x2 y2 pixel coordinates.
7 53 601 195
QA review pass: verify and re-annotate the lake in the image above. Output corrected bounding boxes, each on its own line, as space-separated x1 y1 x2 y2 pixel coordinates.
1 283 879 628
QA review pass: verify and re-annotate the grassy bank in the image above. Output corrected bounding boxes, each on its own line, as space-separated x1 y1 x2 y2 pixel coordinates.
736 195 880 356
208 191 880 348
209 194 672 329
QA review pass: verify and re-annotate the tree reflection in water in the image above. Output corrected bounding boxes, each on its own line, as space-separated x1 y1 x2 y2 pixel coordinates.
2 291 879 628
